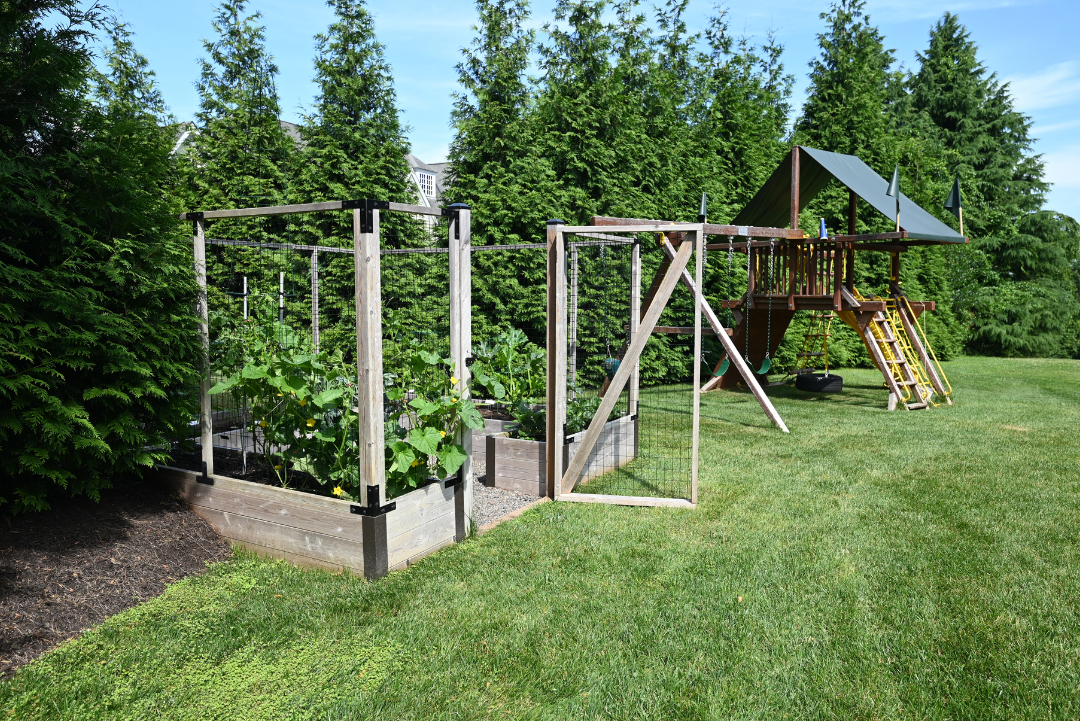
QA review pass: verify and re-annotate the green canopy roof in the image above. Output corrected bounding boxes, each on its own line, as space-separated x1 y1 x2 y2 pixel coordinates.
731 146 966 243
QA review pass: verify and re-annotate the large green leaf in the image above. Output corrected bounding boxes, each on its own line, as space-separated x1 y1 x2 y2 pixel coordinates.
312 387 343 408
407 426 442 457
437 444 468 477
457 399 485 430
208 375 240 395
241 364 269 379
408 397 440 417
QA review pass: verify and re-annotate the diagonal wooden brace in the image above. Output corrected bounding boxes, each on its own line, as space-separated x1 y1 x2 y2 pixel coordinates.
652 241 789 433
560 240 693 496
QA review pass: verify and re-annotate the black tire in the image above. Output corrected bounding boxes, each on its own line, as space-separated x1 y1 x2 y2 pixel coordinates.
795 373 843 393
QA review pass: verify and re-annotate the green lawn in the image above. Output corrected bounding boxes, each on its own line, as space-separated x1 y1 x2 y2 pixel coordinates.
5 357 1080 720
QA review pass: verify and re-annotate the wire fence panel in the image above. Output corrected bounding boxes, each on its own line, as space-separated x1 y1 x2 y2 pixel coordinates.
567 238 694 501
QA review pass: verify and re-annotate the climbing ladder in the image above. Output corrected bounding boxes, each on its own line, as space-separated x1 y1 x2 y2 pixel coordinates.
794 312 835 375
841 291 953 410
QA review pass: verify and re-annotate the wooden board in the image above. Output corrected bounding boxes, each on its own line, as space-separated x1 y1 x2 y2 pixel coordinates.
154 465 459 576
557 494 695 509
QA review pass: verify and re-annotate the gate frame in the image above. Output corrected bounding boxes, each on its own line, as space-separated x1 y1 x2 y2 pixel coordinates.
545 220 706 509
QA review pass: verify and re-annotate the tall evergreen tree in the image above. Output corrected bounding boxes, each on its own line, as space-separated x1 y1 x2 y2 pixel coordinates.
179 0 291 222
1 6 200 512
694 10 793 222
795 0 894 168
907 12 1046 238
297 0 413 211
447 0 561 244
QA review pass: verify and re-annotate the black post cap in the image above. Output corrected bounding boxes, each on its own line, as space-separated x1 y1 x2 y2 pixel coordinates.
547 219 565 225
447 202 471 210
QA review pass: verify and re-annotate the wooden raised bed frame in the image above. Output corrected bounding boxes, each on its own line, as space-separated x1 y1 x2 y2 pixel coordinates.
486 414 639 496
155 464 464 577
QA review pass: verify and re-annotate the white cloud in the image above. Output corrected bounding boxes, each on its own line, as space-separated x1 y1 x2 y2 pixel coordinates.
1033 118 1080 135
1044 144 1080 189
1005 61 1080 112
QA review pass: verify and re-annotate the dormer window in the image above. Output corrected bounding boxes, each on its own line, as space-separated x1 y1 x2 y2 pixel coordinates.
416 171 435 198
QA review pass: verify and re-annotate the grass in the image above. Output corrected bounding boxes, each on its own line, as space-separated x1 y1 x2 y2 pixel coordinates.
4 356 1080 720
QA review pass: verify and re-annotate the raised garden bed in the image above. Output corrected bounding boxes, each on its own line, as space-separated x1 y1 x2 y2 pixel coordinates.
485 414 638 495
154 462 465 579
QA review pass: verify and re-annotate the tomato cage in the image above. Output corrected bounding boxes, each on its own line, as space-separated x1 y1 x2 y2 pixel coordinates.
159 199 474 579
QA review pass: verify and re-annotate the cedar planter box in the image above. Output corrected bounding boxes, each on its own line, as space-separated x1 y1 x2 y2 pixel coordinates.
486 414 638 495
154 465 464 578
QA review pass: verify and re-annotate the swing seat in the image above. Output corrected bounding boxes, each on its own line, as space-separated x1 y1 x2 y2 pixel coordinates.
795 373 843 393
756 357 771 375
714 359 730 377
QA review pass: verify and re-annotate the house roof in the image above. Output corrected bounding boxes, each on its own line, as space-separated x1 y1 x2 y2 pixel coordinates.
732 145 965 243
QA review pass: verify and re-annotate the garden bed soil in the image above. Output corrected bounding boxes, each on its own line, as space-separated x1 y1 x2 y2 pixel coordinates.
0 477 232 677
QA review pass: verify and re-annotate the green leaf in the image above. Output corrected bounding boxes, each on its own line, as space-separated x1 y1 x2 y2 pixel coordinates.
437 444 468 477
407 426 442 457
457 399 485 430
388 440 415 474
241 364 269 379
208 375 240 395
312 388 344 408
408 397 440 416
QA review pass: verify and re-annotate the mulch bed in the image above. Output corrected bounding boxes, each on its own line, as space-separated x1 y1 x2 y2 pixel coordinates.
0 477 232 677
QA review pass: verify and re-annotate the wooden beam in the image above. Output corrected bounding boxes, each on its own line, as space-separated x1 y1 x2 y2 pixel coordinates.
652 326 733 335
556 494 695 508
831 231 910 242
179 199 446 221
449 207 473 536
848 188 857 235
591 216 800 240
861 321 905 411
561 241 694 496
194 220 213 476
546 222 567 501
791 146 800 230
354 209 385 507
691 231 702 505
630 241 641 417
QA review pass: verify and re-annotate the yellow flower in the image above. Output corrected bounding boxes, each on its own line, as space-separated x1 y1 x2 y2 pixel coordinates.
450 397 457 404
306 418 316 427
332 486 344 497
276 393 283 397
439 430 446 438
450 376 459 386
274 464 283 470
299 398 307 406
259 419 267 428
410 459 419 468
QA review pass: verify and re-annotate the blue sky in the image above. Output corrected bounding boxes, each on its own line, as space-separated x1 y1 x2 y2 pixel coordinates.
104 0 1080 219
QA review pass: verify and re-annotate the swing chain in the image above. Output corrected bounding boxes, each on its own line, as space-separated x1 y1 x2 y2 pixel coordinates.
745 237 752 362
764 240 775 359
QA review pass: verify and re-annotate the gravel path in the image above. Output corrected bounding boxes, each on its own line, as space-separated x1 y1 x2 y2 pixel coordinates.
470 455 540 529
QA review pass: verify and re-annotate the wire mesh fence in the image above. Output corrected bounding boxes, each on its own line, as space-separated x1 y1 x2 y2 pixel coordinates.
568 236 695 501
167 209 455 496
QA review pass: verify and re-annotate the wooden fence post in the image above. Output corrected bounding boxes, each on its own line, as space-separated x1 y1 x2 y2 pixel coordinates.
194 219 213 477
629 239 641 417
546 220 567 500
691 228 702 505
448 204 473 538
354 207 386 508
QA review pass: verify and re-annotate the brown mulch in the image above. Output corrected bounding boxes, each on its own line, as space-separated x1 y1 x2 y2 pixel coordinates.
0 477 232 677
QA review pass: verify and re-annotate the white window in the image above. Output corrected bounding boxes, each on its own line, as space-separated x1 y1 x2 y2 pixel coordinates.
416 171 435 198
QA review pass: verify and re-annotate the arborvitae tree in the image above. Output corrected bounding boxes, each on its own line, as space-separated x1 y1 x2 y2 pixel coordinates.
447 0 562 244
293 0 422 355
693 9 792 221
0 7 200 512
297 0 413 215
907 12 1046 238
447 0 565 343
795 0 894 168
180 0 291 225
